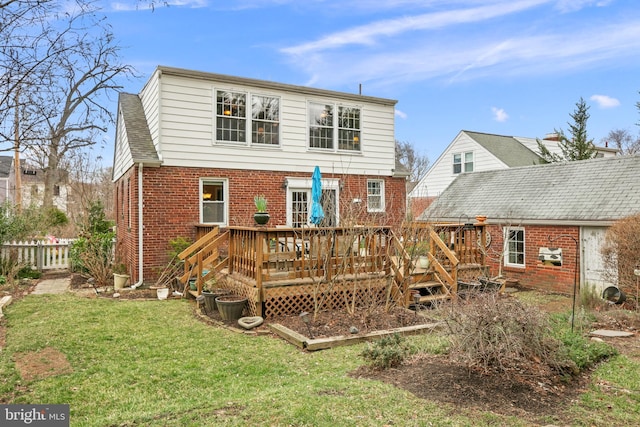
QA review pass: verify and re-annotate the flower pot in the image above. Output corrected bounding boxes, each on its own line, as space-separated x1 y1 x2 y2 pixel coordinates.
113 273 129 290
215 295 247 321
156 287 169 300
253 212 270 225
418 255 430 269
202 289 232 313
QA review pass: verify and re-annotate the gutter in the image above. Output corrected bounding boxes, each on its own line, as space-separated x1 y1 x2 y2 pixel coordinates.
131 162 144 289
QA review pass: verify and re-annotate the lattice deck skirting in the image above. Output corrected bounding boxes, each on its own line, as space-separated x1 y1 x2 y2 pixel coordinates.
221 272 400 318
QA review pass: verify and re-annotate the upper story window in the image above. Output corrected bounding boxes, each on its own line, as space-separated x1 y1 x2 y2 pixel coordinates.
201 179 228 225
338 106 361 151
367 179 385 212
216 91 246 143
252 95 279 145
453 151 474 174
309 102 361 152
215 90 280 146
504 227 525 267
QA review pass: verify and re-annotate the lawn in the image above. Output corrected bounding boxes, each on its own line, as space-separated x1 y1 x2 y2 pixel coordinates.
1 292 639 426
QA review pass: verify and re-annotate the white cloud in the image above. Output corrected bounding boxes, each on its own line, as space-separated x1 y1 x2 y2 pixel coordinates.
395 109 408 119
555 0 613 13
281 0 550 56
590 94 620 108
110 0 208 12
492 107 509 122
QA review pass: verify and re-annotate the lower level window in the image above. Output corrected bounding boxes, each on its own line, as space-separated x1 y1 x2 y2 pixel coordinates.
201 179 227 225
505 227 525 267
367 179 385 212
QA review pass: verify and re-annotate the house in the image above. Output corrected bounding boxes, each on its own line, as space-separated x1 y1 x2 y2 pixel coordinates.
409 130 618 216
112 66 408 285
0 156 14 205
19 165 69 213
418 154 640 297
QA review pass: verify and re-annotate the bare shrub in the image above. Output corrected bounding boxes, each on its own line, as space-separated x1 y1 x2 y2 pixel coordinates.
601 213 640 301
444 294 567 377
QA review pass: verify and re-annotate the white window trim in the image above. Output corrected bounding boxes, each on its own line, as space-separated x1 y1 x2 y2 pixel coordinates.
307 101 362 153
367 179 385 213
453 151 474 174
503 226 525 268
285 176 340 226
212 87 281 148
199 178 229 226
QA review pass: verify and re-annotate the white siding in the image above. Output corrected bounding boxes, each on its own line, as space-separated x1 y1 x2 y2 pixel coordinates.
411 131 508 198
139 70 161 155
113 106 134 181
152 73 396 176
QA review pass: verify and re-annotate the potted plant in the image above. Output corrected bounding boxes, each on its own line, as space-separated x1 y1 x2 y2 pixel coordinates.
113 261 130 290
253 194 270 225
215 294 248 321
408 241 430 269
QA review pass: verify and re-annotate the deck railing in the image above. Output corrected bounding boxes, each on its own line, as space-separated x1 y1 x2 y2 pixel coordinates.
227 226 392 287
181 221 488 308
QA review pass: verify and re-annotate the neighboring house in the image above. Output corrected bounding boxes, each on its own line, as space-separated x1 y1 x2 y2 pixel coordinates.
113 66 408 285
418 155 640 297
409 130 618 215
0 156 14 205
19 165 69 213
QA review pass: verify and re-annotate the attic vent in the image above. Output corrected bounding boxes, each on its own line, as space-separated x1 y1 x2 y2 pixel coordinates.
23 169 37 175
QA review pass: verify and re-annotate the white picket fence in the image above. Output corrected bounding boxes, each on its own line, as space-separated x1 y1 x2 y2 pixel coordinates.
1 239 75 271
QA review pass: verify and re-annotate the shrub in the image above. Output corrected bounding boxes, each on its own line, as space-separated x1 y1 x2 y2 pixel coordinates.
444 294 567 376
360 333 415 370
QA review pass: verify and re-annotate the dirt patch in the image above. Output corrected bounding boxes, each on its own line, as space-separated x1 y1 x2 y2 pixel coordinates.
350 354 592 424
13 347 73 382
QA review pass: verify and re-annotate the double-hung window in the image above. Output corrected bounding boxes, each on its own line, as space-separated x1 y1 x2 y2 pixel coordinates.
215 90 280 145
309 102 361 152
201 179 227 225
216 91 246 143
504 227 525 267
453 151 474 174
367 179 385 212
338 106 360 151
251 95 279 145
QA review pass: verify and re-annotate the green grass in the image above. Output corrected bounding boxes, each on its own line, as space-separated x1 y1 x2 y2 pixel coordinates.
1 293 639 426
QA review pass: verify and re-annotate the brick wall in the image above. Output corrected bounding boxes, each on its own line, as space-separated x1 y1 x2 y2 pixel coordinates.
484 224 580 294
115 165 406 284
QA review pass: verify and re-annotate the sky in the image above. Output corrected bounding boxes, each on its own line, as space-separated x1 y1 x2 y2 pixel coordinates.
96 0 640 166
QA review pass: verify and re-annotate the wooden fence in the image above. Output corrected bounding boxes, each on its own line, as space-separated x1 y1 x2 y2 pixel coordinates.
1 239 75 271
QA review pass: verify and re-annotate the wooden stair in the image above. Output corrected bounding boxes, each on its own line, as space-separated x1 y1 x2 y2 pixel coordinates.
408 279 451 304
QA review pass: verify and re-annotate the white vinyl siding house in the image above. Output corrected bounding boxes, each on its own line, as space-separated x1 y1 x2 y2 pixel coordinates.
112 66 406 284
115 67 396 181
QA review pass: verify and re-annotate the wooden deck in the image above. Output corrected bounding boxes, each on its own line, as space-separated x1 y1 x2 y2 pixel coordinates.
178 222 492 318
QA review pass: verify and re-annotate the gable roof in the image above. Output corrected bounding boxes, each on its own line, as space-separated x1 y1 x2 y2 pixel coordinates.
0 156 12 178
419 155 640 226
118 93 160 165
464 131 544 167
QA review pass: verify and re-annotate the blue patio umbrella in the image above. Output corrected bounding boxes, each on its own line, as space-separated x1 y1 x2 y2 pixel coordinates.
309 166 324 225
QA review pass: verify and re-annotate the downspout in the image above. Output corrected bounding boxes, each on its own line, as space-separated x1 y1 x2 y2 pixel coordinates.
131 162 144 289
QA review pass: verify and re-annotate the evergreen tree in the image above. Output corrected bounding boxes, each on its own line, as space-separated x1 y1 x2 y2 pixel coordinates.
537 97 597 162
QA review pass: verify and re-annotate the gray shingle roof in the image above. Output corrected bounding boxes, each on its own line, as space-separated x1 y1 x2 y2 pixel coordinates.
0 156 12 178
119 93 160 164
419 155 640 225
464 131 543 167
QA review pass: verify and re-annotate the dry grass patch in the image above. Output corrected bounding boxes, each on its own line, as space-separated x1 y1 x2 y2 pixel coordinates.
13 347 73 382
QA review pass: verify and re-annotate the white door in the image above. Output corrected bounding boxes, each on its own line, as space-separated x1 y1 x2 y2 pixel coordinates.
582 226 616 296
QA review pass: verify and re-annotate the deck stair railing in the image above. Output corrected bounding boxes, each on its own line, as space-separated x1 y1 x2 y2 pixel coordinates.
178 226 229 296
